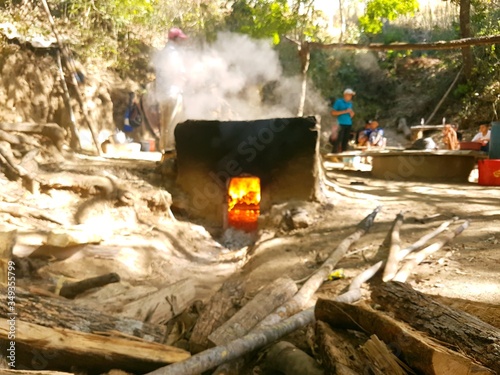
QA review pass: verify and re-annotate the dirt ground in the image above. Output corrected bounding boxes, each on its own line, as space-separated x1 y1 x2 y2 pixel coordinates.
5 150 498 305
2 147 499 373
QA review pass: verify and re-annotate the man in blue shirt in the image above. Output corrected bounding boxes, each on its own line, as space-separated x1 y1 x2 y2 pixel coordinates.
331 88 355 153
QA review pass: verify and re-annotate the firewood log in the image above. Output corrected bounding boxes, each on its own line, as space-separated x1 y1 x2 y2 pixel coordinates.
0 289 167 343
189 280 245 354
208 277 297 346
315 299 494 375
0 318 189 373
372 281 500 373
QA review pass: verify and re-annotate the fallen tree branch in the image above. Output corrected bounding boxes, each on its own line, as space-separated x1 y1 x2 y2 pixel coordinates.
425 67 463 125
397 218 456 260
59 272 120 299
393 220 469 282
258 206 381 328
382 212 404 282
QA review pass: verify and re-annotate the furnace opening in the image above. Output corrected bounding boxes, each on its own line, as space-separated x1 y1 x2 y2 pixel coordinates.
227 176 261 232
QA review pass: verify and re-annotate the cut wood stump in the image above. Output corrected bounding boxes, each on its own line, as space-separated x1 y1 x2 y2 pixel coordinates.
0 289 167 343
0 318 189 374
372 281 500 373
315 298 494 375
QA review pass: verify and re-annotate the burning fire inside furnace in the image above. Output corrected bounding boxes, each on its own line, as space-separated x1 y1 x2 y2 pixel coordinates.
227 176 261 232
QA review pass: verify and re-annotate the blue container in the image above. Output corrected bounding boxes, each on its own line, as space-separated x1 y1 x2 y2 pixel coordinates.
489 122 500 159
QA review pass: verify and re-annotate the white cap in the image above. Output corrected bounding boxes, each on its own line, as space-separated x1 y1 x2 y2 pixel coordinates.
344 88 356 95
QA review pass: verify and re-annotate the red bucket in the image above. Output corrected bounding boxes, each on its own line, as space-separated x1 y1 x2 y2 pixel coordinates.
478 159 500 186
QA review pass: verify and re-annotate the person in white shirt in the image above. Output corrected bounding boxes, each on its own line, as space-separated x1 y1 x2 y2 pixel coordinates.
472 123 491 151
472 124 491 142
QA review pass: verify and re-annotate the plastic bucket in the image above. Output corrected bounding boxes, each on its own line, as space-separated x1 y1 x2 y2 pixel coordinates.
478 159 500 186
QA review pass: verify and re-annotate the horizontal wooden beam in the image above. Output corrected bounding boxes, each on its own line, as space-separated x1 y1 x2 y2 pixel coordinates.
310 35 500 52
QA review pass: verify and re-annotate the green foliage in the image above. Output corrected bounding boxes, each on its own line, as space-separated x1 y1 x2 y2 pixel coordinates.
225 0 328 44
359 0 419 35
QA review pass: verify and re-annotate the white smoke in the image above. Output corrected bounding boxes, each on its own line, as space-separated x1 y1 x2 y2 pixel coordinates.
152 32 328 121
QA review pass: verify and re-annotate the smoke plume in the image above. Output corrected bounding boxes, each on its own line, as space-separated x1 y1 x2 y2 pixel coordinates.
153 32 328 122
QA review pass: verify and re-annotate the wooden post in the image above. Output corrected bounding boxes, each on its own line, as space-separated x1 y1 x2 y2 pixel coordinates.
55 50 81 151
40 0 102 155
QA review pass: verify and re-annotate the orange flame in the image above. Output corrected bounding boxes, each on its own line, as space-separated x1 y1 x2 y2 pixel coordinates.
227 177 261 231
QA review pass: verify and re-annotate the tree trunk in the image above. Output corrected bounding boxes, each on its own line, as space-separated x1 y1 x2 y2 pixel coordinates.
0 289 167 343
372 281 500 373
0 318 189 374
315 299 494 375
459 0 473 79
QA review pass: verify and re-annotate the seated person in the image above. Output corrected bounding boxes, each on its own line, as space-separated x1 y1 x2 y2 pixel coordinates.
357 120 373 147
472 123 491 151
442 124 460 150
367 120 386 148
